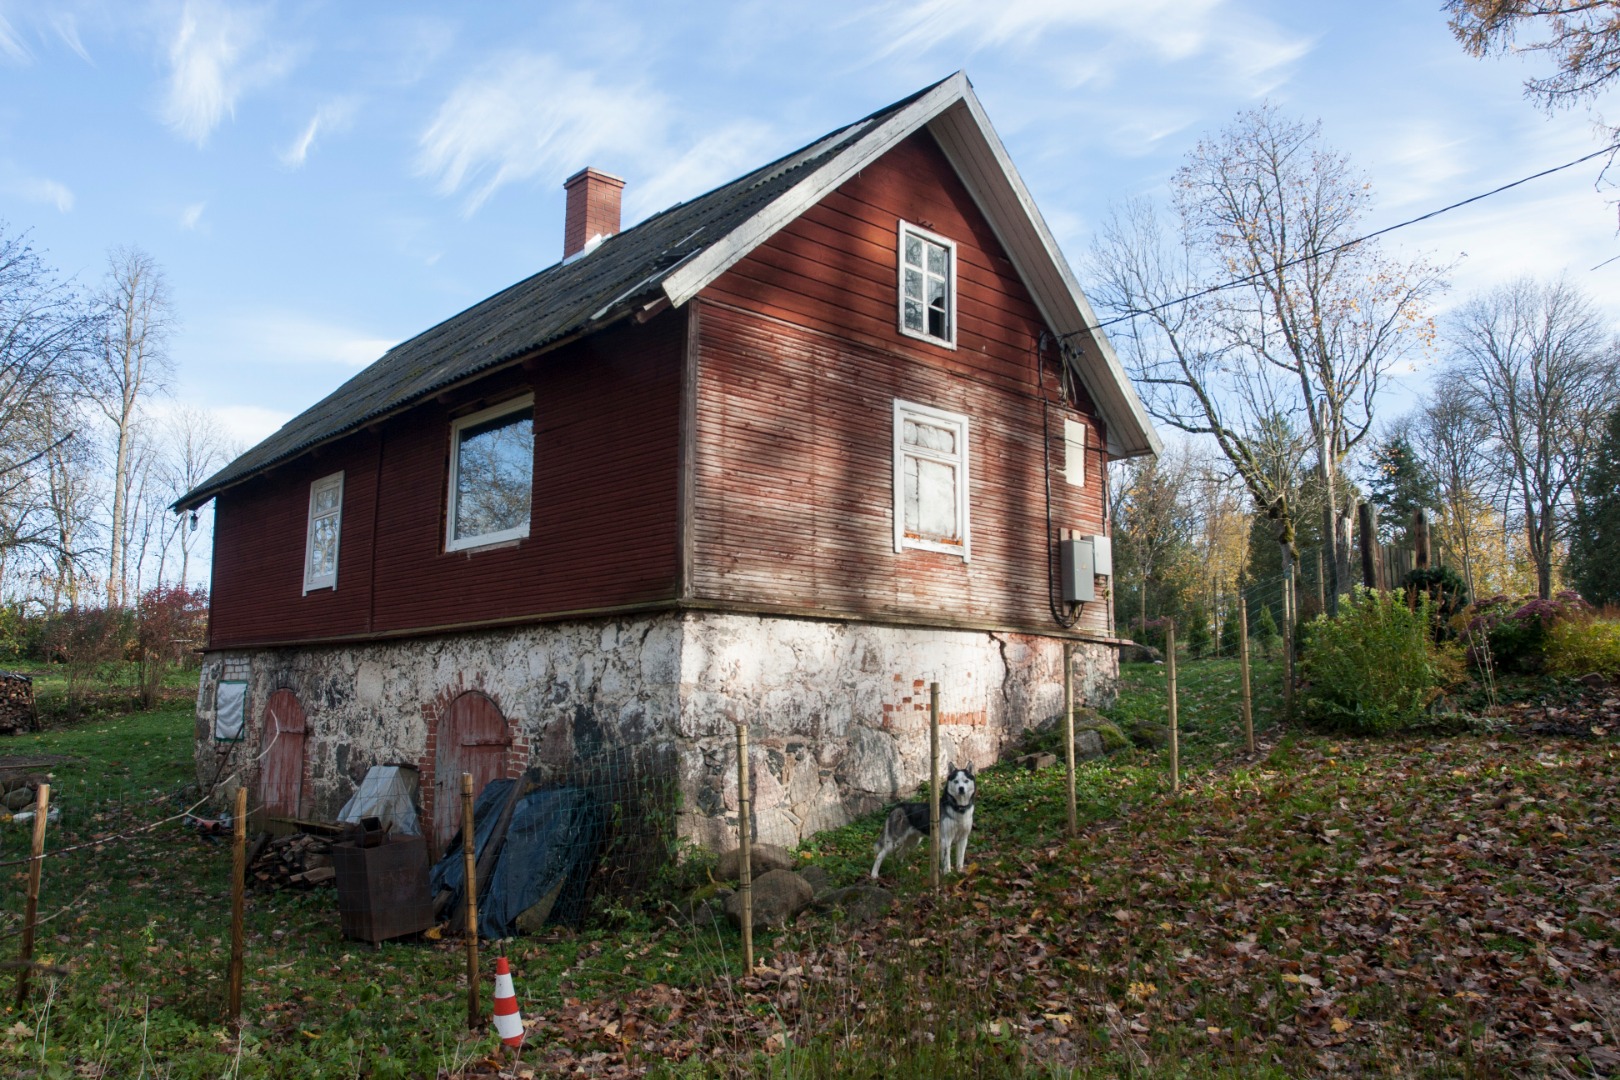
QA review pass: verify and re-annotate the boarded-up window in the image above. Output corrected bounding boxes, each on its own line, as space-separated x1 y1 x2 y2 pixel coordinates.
893 399 970 561
1064 419 1086 487
304 471 344 592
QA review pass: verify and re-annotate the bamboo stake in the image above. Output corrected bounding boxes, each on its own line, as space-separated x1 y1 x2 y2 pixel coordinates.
1063 644 1077 836
14 783 49 1008
929 682 941 891
1238 595 1254 755
1166 621 1179 794
228 786 246 1023
736 723 753 972
462 774 479 1029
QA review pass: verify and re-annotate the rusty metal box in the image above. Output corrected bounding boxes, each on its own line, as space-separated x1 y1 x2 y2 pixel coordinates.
332 835 434 943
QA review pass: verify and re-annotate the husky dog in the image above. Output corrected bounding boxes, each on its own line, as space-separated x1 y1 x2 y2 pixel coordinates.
870 763 976 879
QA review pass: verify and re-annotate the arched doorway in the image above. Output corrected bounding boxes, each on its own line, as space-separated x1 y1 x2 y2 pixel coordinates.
433 691 511 849
259 689 307 820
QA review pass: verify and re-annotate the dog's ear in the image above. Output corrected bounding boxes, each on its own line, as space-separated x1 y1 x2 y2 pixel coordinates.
946 761 956 776
965 762 976 777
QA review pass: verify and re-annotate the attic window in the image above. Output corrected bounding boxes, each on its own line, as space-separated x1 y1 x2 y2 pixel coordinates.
897 221 956 347
303 471 344 593
446 395 534 552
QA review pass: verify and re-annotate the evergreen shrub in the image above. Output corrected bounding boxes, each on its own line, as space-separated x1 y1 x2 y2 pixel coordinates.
1300 586 1440 735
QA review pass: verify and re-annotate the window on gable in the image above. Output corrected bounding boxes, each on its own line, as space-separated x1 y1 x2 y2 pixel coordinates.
1064 418 1087 487
303 471 344 593
893 399 970 561
446 395 534 552
898 222 956 347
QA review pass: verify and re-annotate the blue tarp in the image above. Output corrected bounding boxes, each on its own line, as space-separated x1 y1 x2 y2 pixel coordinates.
429 780 605 939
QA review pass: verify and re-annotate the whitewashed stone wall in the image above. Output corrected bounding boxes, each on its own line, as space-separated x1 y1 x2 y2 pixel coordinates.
195 612 1117 849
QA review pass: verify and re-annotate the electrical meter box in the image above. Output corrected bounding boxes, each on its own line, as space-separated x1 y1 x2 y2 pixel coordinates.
1060 537 1096 604
1083 534 1113 577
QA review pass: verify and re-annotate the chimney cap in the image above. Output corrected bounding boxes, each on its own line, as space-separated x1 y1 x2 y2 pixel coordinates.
564 167 625 191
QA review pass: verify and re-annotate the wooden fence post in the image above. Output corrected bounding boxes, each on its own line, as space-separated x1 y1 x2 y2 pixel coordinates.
1166 621 1180 794
462 774 479 1029
736 723 754 972
14 782 50 1008
928 683 941 893
1358 503 1380 590
1238 595 1254 755
1283 565 1296 720
228 786 246 1023
1064 643 1077 836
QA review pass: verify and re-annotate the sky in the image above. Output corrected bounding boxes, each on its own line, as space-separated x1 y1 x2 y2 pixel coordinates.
3 0 1617 461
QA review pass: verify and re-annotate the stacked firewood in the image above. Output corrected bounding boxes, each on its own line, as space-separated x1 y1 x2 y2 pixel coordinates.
0 672 35 735
250 833 337 889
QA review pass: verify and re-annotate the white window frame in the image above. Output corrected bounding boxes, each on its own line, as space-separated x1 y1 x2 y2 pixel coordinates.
445 394 535 553
896 221 958 349
302 471 344 594
893 398 971 562
1064 418 1087 487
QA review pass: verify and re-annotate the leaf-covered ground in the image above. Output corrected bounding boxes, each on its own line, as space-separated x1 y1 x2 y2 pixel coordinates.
0 660 1614 1077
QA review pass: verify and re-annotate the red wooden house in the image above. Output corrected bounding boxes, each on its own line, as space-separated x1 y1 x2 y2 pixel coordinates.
179 73 1159 851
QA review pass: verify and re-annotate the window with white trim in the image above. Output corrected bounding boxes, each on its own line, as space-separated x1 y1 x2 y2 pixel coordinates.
303 471 344 593
893 399 970 560
898 221 956 347
446 395 534 552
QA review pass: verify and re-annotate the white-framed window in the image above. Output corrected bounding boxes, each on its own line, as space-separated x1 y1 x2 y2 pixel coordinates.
897 221 956 347
446 394 534 552
893 399 970 561
303 471 344 593
1064 418 1087 487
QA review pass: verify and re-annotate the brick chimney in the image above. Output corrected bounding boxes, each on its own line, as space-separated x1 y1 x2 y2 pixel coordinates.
562 167 625 258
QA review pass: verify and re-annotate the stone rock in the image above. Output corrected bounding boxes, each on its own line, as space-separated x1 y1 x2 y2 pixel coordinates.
797 864 833 897
1578 672 1608 689
715 842 795 881
1016 752 1059 771
1118 643 1163 664
1074 730 1104 759
725 869 813 929
1127 720 1170 749
1076 718 1130 753
815 884 896 925
3 787 34 811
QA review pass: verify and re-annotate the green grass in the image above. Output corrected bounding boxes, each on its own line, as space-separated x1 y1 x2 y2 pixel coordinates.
0 655 1612 1077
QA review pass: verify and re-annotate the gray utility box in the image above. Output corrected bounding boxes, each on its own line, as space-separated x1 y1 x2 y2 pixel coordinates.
1060 537 1096 604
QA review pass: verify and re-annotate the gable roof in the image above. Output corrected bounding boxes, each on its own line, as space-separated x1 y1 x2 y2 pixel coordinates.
177 73 1158 511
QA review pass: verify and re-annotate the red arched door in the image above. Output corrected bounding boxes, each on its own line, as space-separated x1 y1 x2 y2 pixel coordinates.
260 689 307 820
434 692 511 849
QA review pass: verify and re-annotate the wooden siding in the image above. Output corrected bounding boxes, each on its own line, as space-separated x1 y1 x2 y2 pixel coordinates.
208 315 684 649
692 130 1111 637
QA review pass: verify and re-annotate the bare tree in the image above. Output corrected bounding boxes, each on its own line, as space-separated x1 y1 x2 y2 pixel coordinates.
0 225 95 573
1411 374 1497 600
1447 276 1620 597
1091 106 1443 614
156 406 229 587
91 247 174 608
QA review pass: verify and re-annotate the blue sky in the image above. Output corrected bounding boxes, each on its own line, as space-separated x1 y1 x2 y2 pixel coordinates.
3 0 1616 454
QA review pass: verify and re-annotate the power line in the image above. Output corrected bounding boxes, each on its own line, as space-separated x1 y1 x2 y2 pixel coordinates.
1082 141 1620 335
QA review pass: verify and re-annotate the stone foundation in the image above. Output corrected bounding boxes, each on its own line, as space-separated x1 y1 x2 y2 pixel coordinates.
195 612 1117 849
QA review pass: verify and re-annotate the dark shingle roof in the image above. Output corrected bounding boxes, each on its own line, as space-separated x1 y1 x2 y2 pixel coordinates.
177 79 948 509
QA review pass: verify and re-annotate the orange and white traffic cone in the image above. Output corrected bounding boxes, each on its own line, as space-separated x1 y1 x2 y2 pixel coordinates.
492 956 524 1048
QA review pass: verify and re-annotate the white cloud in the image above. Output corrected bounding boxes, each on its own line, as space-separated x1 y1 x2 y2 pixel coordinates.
50 12 89 63
279 98 357 168
628 120 783 219
7 174 74 212
0 12 28 64
179 201 205 229
239 311 398 368
161 0 294 146
416 52 668 215
202 403 291 449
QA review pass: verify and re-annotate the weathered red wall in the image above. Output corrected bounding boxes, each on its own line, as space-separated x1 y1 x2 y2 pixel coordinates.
692 129 1111 636
208 315 684 648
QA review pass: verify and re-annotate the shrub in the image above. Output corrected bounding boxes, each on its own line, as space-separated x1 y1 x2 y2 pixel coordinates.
1544 616 1620 678
1403 565 1468 632
1128 616 1171 651
1300 586 1441 735
1184 603 1212 658
1458 590 1593 674
135 585 209 708
43 606 136 714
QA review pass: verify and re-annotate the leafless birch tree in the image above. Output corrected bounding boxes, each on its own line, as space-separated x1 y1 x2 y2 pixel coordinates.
91 247 173 608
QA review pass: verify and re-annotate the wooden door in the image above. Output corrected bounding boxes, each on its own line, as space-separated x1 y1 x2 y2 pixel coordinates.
259 689 307 820
433 692 511 849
